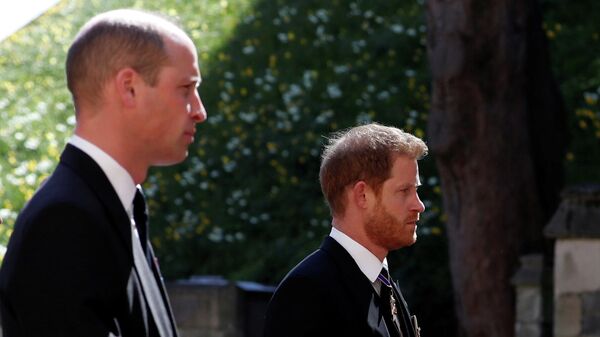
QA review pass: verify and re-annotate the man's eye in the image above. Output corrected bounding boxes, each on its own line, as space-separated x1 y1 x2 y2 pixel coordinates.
181 85 195 94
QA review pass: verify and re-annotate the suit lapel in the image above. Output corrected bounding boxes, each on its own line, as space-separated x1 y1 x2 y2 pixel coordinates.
319 237 391 337
59 144 133 257
60 144 178 336
319 237 375 303
391 279 415 337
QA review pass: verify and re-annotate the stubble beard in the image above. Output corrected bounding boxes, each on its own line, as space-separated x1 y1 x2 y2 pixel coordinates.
365 202 417 252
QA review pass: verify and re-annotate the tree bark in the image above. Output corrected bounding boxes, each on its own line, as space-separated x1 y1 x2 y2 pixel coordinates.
425 1 566 336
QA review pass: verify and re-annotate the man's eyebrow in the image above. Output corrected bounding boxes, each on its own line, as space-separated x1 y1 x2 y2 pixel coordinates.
397 182 419 189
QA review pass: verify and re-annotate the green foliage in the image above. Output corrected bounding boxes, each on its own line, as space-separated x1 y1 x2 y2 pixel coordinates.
542 0 600 182
0 1 78 246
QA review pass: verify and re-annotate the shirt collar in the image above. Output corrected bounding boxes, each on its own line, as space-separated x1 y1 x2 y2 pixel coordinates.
69 135 137 213
329 226 388 283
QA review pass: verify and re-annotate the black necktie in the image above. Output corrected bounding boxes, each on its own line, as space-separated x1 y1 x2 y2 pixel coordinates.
378 268 402 337
132 189 173 337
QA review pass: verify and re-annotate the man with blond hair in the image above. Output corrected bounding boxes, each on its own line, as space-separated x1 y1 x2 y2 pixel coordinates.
264 123 426 337
0 9 206 337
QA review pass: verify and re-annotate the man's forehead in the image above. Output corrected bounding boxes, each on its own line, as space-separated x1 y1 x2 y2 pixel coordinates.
387 157 420 180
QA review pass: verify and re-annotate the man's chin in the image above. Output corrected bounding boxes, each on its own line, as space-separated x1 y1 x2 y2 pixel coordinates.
389 237 417 251
154 152 188 166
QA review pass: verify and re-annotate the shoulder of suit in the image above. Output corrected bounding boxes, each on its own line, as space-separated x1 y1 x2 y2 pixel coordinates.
20 165 101 219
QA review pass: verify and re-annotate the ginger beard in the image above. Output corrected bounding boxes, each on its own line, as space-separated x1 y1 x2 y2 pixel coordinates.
365 196 418 251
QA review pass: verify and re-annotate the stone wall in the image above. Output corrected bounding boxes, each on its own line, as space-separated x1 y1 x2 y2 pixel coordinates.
168 276 274 337
552 240 600 337
512 254 546 337
544 184 600 337
0 276 274 337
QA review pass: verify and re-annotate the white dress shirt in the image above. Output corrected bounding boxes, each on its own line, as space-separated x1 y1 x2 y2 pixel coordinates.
329 226 388 294
69 135 137 214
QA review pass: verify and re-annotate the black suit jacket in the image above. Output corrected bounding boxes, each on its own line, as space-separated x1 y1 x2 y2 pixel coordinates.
0 144 178 337
263 236 417 337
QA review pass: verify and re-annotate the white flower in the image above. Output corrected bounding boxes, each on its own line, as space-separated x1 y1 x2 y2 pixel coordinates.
334 65 349 74
391 24 404 34
25 137 40 150
277 32 288 42
327 84 342 99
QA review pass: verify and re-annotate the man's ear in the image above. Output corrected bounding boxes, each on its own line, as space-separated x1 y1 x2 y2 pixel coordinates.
114 68 138 108
351 181 374 210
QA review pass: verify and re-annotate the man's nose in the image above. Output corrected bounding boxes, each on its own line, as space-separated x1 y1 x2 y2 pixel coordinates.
414 193 425 213
189 91 207 123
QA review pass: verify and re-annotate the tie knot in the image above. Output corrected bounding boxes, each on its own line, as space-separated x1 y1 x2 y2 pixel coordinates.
133 188 147 217
378 268 392 287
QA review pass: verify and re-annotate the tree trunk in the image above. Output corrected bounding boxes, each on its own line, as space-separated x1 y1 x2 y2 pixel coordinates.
425 1 566 336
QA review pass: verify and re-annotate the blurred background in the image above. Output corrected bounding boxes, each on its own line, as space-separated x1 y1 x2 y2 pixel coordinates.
0 1 598 336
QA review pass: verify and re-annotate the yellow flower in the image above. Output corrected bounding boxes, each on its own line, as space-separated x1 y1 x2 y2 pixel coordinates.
584 95 598 106
566 152 575 161
554 23 562 32
408 78 416 90
267 142 277 152
27 160 36 171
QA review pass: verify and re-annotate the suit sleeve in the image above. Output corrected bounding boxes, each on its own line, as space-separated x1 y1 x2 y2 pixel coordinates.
3 203 120 337
263 275 331 337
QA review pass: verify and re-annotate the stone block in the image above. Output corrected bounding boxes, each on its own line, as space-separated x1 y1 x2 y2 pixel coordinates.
165 276 274 337
516 286 543 323
555 294 582 337
544 184 600 239
512 254 544 286
167 277 242 337
582 291 600 335
555 239 600 295
515 322 542 337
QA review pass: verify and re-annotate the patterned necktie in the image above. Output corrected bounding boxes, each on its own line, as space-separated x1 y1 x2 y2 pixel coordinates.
378 268 403 337
132 189 173 337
